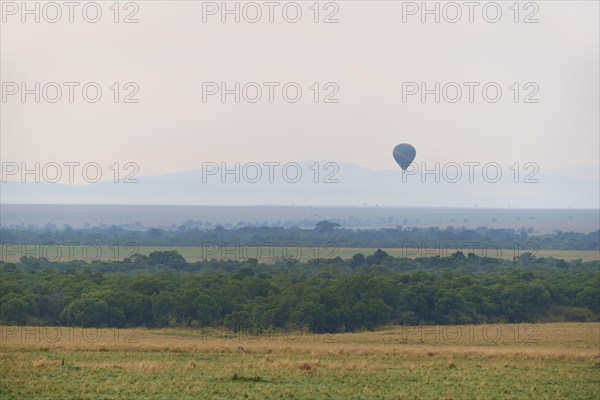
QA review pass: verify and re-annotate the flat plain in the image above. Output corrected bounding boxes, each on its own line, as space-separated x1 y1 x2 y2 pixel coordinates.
1 322 598 399
2 246 598 264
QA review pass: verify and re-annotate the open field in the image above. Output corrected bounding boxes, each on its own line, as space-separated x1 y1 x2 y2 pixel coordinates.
1 322 598 399
1 246 599 264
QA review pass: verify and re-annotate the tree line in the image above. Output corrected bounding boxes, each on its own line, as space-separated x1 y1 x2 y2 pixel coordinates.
1 250 597 332
2 223 599 249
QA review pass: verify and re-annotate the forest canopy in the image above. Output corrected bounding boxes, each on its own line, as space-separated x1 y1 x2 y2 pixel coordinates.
1 251 598 332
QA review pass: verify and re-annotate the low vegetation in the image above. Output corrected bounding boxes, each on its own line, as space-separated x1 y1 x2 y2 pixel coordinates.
1 323 598 399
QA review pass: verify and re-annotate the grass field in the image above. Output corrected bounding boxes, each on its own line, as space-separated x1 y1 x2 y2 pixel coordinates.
1 322 598 399
2 245 598 263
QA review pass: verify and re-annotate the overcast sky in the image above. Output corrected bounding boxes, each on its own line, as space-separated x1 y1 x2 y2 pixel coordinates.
1 1 599 181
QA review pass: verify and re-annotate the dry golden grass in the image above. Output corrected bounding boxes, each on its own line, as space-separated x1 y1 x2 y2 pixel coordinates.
3 322 597 359
1 322 598 399
32 359 61 368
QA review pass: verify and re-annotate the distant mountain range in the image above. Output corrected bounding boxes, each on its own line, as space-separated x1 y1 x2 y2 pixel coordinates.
1 162 598 208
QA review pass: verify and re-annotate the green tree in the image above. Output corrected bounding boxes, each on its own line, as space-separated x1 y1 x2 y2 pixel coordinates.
315 221 340 232
1 297 29 324
60 298 109 327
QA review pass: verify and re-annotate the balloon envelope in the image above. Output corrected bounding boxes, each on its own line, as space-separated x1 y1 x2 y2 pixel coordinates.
393 144 416 171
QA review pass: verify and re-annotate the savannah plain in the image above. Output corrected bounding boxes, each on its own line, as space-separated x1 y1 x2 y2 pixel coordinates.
2 246 598 264
1 322 598 399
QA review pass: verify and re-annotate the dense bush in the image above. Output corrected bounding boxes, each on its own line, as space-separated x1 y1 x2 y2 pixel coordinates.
1 251 597 331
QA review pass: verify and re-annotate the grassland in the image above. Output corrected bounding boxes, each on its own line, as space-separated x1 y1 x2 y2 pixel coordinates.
2 245 598 264
1 322 598 399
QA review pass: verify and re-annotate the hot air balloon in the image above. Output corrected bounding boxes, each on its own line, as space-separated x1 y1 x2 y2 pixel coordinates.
392 143 416 171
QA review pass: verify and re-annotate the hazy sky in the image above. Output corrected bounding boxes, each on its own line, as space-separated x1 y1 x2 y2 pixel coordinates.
1 1 599 180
